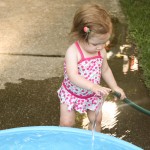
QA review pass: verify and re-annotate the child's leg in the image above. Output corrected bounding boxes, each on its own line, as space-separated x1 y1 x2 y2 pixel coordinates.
87 109 102 132
60 103 76 127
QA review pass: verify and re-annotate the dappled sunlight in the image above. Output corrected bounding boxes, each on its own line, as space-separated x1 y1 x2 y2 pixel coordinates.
107 43 139 75
119 130 131 139
122 55 129 74
102 101 120 130
119 44 139 73
120 44 131 53
82 114 89 130
81 101 120 131
107 50 114 59
105 129 131 140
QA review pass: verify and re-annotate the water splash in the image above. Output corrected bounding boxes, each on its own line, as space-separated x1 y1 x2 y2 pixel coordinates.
91 96 106 149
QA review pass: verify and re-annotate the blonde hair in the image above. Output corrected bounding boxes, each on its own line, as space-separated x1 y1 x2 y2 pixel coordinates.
70 3 112 41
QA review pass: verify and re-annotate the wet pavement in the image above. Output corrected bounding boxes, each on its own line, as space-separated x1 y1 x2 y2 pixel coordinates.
102 58 150 150
0 0 150 150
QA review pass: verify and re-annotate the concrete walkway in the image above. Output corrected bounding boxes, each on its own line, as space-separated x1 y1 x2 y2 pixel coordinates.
0 0 125 89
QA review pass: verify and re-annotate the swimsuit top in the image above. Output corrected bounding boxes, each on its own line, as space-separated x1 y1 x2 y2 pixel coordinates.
62 41 103 98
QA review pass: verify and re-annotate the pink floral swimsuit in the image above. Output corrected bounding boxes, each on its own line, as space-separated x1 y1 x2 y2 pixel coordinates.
57 41 103 113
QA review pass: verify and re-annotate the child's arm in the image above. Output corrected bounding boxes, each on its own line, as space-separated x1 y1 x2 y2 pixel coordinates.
101 49 126 99
65 45 111 96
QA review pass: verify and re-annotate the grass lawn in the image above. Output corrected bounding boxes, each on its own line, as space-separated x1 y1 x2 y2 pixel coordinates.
119 0 150 89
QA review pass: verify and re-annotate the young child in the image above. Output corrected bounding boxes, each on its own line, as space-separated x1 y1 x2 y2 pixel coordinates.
57 3 126 132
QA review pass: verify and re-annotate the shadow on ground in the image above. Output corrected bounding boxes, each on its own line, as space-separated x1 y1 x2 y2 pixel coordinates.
0 77 85 130
0 77 62 129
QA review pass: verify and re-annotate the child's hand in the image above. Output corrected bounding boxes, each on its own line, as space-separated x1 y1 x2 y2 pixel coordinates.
90 84 111 97
113 87 126 100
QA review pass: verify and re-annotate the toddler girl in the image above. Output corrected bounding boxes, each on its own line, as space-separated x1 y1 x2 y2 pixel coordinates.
57 3 126 132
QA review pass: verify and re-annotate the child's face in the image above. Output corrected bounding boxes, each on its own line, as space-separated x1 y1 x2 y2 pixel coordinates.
84 33 111 53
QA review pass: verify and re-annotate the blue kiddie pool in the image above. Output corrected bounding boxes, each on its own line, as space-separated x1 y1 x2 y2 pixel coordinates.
0 126 142 150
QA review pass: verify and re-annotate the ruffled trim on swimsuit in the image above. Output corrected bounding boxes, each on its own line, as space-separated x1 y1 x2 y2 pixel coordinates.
57 85 103 114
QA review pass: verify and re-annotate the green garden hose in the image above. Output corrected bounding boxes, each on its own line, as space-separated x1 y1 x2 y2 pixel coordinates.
113 91 150 116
